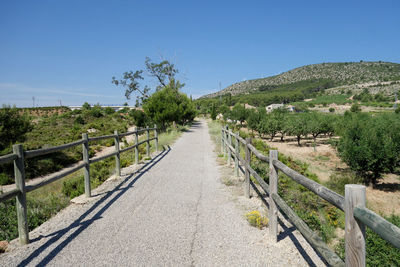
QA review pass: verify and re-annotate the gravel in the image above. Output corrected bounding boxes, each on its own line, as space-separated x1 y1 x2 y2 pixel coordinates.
0 120 326 266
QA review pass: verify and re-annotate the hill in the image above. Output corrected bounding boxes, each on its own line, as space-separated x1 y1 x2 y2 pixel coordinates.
202 61 400 98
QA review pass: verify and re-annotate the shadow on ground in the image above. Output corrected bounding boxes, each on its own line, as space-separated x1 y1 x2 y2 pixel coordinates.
17 147 171 267
249 178 326 267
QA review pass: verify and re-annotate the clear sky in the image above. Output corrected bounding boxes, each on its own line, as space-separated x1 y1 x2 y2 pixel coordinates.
1 0 399 107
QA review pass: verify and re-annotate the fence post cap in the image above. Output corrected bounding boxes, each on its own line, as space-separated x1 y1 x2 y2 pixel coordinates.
12 143 23 149
345 184 366 191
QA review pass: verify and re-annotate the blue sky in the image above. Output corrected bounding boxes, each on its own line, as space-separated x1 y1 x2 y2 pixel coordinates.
0 0 399 107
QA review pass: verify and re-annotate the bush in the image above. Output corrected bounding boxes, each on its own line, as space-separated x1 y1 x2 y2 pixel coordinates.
338 113 400 185
74 115 85 125
329 107 335 113
129 109 147 127
245 210 268 229
0 105 32 151
350 103 361 113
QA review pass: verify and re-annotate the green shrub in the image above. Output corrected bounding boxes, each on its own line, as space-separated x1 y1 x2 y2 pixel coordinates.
74 115 85 125
245 210 268 229
62 175 85 199
334 215 400 266
0 173 13 185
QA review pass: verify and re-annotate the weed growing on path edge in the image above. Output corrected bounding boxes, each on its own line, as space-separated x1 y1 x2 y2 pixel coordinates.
245 210 269 229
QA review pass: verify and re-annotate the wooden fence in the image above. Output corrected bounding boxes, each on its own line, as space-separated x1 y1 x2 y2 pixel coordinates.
221 125 400 267
0 125 158 245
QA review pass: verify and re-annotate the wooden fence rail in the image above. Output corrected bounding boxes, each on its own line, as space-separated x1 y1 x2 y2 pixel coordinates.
0 125 158 245
221 126 400 267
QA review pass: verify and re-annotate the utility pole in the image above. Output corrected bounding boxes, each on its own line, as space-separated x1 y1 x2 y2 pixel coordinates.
32 96 35 108
59 99 62 107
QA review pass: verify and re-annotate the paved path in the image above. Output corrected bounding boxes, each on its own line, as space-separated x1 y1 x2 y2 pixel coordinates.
0 120 324 266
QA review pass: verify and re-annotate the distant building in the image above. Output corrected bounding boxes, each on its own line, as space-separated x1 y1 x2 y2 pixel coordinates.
266 103 284 113
244 103 256 109
266 103 296 113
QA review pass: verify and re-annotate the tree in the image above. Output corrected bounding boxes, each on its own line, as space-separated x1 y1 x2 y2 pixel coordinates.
231 104 248 126
113 57 194 129
307 113 324 151
286 114 309 146
142 80 196 129
0 106 32 152
247 109 261 134
82 102 91 110
338 113 400 185
259 114 280 141
210 103 217 120
129 109 147 128
112 57 180 105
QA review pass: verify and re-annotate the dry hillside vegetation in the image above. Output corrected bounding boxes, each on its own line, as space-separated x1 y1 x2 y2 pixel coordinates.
203 62 400 98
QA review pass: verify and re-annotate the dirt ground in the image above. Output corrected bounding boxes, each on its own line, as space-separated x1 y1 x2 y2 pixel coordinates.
261 134 400 216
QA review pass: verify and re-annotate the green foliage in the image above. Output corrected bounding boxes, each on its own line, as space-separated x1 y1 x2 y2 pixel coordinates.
129 109 147 127
365 215 400 266
82 102 91 110
285 114 309 146
230 104 248 125
210 103 217 120
0 105 32 151
259 112 281 141
0 191 69 241
0 108 129 185
350 103 361 112
104 107 115 115
74 115 85 125
335 215 400 266
62 158 114 198
143 82 196 129
337 113 400 184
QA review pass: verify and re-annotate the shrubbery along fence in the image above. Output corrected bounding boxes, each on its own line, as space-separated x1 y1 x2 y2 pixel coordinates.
221 125 400 267
0 125 158 245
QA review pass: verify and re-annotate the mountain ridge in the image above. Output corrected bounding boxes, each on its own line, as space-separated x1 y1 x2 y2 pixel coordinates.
202 61 400 98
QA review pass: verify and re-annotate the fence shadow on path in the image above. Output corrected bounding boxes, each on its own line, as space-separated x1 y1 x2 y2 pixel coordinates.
17 147 171 267
250 179 324 267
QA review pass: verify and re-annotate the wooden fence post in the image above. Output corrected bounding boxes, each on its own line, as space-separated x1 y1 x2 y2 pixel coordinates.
269 150 279 243
134 127 139 164
114 130 120 177
234 132 239 177
146 126 150 157
154 124 158 152
224 125 228 156
13 144 29 245
245 138 251 198
221 128 224 154
82 133 91 198
345 184 366 267
228 130 232 166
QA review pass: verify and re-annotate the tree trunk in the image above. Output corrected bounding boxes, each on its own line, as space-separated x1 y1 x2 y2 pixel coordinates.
297 135 301 146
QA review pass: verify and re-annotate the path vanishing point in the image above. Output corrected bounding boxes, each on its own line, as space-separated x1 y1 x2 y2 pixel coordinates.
0 120 325 266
